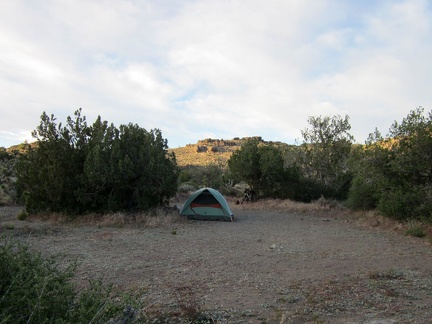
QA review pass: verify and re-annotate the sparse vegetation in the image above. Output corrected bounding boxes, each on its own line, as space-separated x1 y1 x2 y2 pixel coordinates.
169 138 242 167
405 221 427 238
368 269 404 280
3 223 14 230
16 209 28 221
22 206 183 228
0 241 130 323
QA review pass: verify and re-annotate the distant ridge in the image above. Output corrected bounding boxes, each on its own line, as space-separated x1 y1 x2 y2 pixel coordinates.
5 142 36 153
169 136 289 167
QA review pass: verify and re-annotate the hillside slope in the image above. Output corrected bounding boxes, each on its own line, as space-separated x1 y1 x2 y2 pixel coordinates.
169 137 271 167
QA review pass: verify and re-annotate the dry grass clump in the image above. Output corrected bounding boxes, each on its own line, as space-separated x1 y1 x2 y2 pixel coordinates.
25 207 184 229
234 198 350 218
348 210 401 230
368 269 405 280
404 220 427 238
26 212 71 224
348 211 432 243
133 208 185 228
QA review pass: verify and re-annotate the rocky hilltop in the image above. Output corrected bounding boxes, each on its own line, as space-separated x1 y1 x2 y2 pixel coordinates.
169 136 287 167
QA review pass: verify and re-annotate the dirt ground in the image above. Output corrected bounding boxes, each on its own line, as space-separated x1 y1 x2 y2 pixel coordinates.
1 203 432 323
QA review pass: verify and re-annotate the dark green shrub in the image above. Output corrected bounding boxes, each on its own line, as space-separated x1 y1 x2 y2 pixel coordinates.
351 107 432 221
378 188 427 221
16 210 28 221
345 176 378 210
0 242 126 323
228 140 305 200
228 139 261 190
291 177 326 203
378 189 412 220
16 109 178 214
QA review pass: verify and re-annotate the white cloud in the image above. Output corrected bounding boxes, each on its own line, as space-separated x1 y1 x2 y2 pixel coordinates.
0 0 431 148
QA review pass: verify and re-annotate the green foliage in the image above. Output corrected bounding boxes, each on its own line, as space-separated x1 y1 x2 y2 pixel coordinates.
228 139 261 189
299 115 354 200
78 122 178 212
346 134 388 210
0 242 126 323
345 176 378 210
258 145 301 199
15 111 88 213
258 145 285 195
348 107 432 221
228 140 301 199
16 109 178 214
0 147 12 161
378 187 430 221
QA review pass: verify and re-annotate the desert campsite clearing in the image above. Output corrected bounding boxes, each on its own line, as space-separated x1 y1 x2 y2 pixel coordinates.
1 202 432 323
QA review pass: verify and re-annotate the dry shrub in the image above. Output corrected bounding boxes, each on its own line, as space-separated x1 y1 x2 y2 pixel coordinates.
333 209 432 244
27 212 71 223
350 211 430 236
144 281 212 323
232 198 350 217
25 207 184 229
349 211 401 230
28 212 122 226
404 220 427 238
368 269 404 280
90 208 184 228
135 208 184 228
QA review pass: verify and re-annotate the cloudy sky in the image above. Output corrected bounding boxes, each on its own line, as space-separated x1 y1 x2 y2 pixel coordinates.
1 0 431 148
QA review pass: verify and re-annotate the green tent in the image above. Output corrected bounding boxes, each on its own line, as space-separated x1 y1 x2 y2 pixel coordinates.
180 188 234 221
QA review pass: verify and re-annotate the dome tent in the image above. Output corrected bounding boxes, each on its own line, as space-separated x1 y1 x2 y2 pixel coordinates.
180 188 234 221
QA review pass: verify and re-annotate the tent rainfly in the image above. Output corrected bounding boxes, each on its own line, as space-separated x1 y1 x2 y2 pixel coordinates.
180 187 234 221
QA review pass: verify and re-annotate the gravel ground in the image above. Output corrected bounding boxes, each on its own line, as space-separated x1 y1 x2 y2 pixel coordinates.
1 204 432 323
